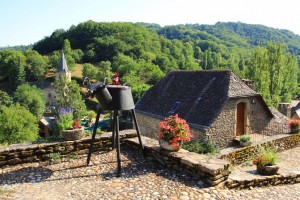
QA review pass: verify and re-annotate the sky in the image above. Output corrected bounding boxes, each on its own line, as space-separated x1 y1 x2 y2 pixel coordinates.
0 0 299 47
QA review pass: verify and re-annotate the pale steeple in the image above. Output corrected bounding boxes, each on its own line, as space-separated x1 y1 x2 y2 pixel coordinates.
56 50 71 82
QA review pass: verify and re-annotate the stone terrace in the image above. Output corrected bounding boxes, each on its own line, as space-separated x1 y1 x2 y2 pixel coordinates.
2 145 300 199
2 131 300 199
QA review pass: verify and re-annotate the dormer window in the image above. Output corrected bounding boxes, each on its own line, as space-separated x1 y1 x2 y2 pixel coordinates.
168 101 181 115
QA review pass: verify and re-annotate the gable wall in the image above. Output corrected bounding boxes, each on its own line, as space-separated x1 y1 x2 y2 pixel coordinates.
207 97 273 148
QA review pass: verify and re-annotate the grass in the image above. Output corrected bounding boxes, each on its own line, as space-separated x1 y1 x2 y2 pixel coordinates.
49 152 61 161
72 64 83 78
182 138 219 155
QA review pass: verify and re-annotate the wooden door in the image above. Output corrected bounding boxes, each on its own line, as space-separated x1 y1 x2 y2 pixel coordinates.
236 102 245 136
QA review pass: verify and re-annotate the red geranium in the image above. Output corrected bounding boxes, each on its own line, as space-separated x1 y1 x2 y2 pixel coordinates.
288 119 300 128
158 114 192 147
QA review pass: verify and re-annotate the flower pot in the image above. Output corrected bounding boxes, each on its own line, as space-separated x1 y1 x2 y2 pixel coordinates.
291 126 300 133
240 141 252 147
62 129 84 141
256 164 279 175
159 140 182 151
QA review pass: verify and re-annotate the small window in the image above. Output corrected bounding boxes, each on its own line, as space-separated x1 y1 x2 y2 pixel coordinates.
48 93 51 97
168 101 181 114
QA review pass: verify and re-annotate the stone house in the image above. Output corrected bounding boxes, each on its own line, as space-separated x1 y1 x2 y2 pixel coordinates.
135 70 289 148
278 100 300 119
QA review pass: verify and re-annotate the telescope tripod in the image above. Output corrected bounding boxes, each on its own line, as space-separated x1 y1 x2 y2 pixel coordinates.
87 105 145 176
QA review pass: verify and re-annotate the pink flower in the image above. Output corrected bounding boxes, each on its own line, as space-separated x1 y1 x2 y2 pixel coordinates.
158 114 192 145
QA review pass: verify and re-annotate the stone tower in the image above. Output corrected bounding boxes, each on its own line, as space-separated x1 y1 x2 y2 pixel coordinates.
56 50 71 82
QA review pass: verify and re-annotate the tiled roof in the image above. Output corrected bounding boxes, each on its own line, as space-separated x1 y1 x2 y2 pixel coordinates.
135 70 269 130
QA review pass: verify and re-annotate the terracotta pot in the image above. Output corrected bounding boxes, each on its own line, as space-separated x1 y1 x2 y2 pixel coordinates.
159 140 182 151
256 164 279 175
62 128 83 141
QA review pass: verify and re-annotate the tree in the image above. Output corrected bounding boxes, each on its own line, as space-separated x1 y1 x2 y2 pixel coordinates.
0 50 26 90
54 76 87 119
63 39 75 69
0 104 39 145
14 84 46 119
82 63 98 79
0 90 13 107
24 49 48 81
97 61 113 83
248 42 298 106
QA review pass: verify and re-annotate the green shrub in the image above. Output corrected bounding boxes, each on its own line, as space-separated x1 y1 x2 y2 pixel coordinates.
182 138 219 154
0 104 39 145
240 134 251 143
49 152 61 161
253 151 278 166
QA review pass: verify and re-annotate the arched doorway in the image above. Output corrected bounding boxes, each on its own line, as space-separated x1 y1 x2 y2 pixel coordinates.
236 102 246 136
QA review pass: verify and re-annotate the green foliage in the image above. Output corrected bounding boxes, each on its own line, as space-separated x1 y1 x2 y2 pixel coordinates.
82 63 98 79
247 42 298 106
0 104 39 145
49 152 61 161
54 76 87 119
240 134 251 143
57 113 73 131
0 90 13 107
0 49 26 89
253 150 279 166
182 138 219 154
23 49 48 81
14 84 46 119
25 21 300 103
67 152 79 159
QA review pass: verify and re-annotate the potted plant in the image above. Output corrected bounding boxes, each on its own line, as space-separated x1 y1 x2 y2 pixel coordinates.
253 151 279 175
158 114 192 151
58 112 84 141
288 119 300 133
239 134 252 147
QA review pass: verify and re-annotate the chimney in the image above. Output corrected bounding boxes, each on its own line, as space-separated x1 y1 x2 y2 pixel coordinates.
277 103 291 118
242 79 255 90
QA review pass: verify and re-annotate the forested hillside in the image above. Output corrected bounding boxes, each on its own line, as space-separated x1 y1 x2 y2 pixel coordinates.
1 21 299 106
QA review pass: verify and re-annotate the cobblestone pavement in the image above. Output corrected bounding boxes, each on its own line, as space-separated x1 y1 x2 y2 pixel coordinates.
1 145 300 200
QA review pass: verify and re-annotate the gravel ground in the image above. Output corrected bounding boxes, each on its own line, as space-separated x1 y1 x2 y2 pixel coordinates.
1 145 300 200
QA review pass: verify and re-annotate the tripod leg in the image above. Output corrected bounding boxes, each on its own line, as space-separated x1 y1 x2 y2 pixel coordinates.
131 109 145 155
87 105 101 166
112 111 117 149
115 111 121 176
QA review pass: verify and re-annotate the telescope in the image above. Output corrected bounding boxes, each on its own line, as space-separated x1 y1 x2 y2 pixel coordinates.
83 77 144 176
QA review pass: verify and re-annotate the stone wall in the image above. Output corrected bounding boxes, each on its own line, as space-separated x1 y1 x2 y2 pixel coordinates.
125 136 230 186
0 130 136 168
135 113 160 139
136 113 206 142
220 133 300 165
226 174 300 189
136 96 280 149
207 97 275 148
